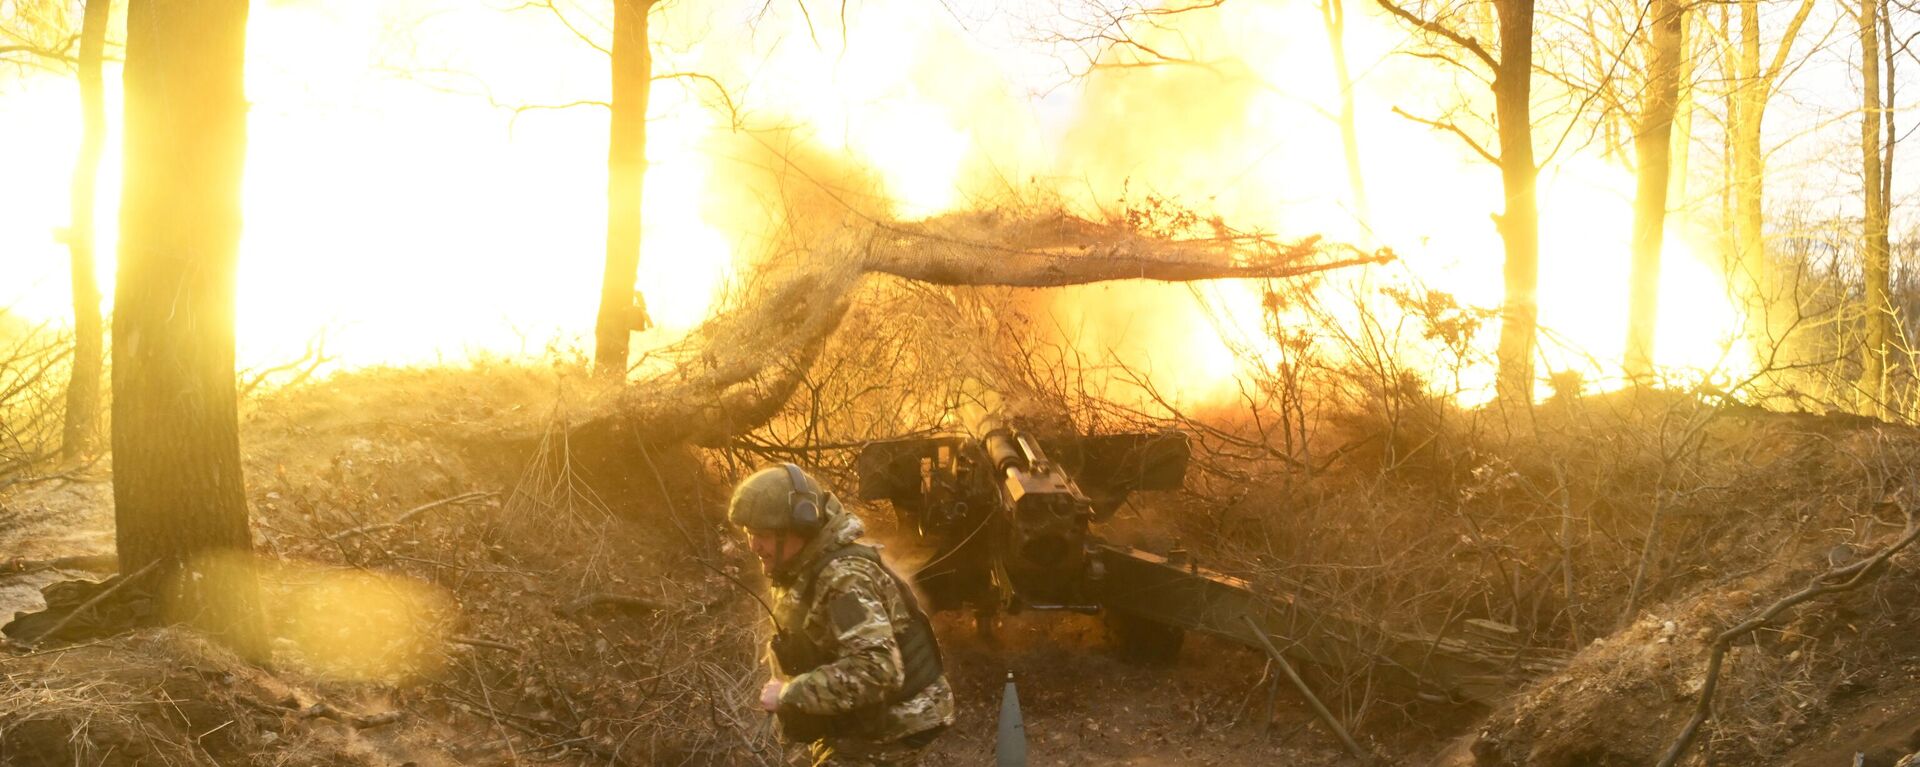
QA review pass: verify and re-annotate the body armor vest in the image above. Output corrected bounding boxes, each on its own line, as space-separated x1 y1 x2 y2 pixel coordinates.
771 544 944 742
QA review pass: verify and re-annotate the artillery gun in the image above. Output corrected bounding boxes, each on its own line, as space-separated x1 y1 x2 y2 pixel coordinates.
856 416 1563 705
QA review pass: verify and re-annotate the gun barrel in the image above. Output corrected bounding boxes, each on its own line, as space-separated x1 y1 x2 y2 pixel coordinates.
982 428 1026 474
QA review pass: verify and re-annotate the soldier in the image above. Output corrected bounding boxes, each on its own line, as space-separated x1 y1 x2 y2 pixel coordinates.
730 463 955 766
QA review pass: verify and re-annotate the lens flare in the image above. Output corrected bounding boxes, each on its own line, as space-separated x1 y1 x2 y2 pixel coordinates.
273 563 451 682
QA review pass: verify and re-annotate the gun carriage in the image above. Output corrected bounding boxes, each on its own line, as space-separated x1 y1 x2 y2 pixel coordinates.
856 417 1563 705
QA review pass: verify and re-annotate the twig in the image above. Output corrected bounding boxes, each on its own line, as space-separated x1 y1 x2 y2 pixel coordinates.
3 553 117 574
25 559 160 648
1373 0 1497 69
326 491 496 542
450 635 522 654
351 711 404 729
3 636 115 658
562 593 668 615
1390 106 1500 166
237 333 334 398
300 702 406 729
0 465 88 493
1621 470 1673 630
1241 615 1372 763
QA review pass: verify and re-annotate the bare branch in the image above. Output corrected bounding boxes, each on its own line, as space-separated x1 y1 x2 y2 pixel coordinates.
653 71 743 129
1761 0 1819 91
0 42 75 63
865 212 1392 287
1392 106 1501 165
1037 0 1229 78
512 99 612 115
326 491 497 542
1373 0 1497 70
528 0 611 56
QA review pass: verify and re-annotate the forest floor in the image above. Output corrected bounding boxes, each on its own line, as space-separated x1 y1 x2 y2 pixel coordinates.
0 367 1368 766
5 366 1920 766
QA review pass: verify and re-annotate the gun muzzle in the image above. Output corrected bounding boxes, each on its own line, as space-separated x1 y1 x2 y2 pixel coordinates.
982 427 1027 474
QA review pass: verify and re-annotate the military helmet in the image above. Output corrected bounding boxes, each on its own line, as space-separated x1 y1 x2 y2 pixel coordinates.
728 463 826 531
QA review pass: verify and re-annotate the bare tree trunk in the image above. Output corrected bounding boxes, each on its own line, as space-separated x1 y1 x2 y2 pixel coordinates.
1669 10 1694 216
1321 0 1370 224
1880 4 1896 403
1370 0 1535 405
60 0 110 459
114 0 264 656
1883 1 1895 224
1727 0 1815 358
1624 0 1685 379
1731 0 1767 347
1718 2 1734 268
1860 0 1893 409
1492 0 1540 408
593 0 654 378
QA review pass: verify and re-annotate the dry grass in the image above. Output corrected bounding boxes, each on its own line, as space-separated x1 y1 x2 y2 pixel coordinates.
0 317 73 487
0 628 383 767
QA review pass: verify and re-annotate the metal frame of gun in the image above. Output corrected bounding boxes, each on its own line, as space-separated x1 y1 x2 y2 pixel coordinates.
855 421 1563 705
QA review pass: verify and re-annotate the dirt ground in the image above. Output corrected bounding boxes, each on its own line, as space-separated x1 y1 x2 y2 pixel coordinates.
0 367 1371 766
10 366 1920 766
924 616 1365 766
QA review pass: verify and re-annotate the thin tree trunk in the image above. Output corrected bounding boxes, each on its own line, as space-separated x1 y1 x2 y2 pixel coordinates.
1625 0 1685 379
1731 0 1768 349
1861 0 1891 409
1719 3 1735 280
1322 0 1370 224
1726 0 1815 358
1368 0 1535 404
1492 0 1540 408
594 0 654 378
60 0 110 460
1669 10 1694 213
1881 2 1896 393
114 0 263 656
1882 0 1894 219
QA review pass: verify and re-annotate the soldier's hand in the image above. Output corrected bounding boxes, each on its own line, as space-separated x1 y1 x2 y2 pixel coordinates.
759 680 784 712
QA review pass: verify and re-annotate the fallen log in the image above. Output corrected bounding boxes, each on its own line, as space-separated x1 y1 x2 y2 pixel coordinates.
3 560 160 648
583 206 1388 448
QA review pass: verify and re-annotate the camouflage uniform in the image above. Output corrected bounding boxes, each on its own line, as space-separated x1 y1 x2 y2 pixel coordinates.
768 498 955 766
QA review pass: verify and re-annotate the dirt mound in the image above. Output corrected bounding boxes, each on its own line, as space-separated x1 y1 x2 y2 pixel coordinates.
0 628 458 767
1470 556 1920 766
1458 412 1920 767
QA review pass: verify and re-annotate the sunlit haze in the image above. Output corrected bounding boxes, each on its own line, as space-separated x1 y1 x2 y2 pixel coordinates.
0 0 1753 404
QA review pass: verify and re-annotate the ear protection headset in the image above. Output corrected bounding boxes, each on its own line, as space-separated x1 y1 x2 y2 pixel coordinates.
779 463 823 531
